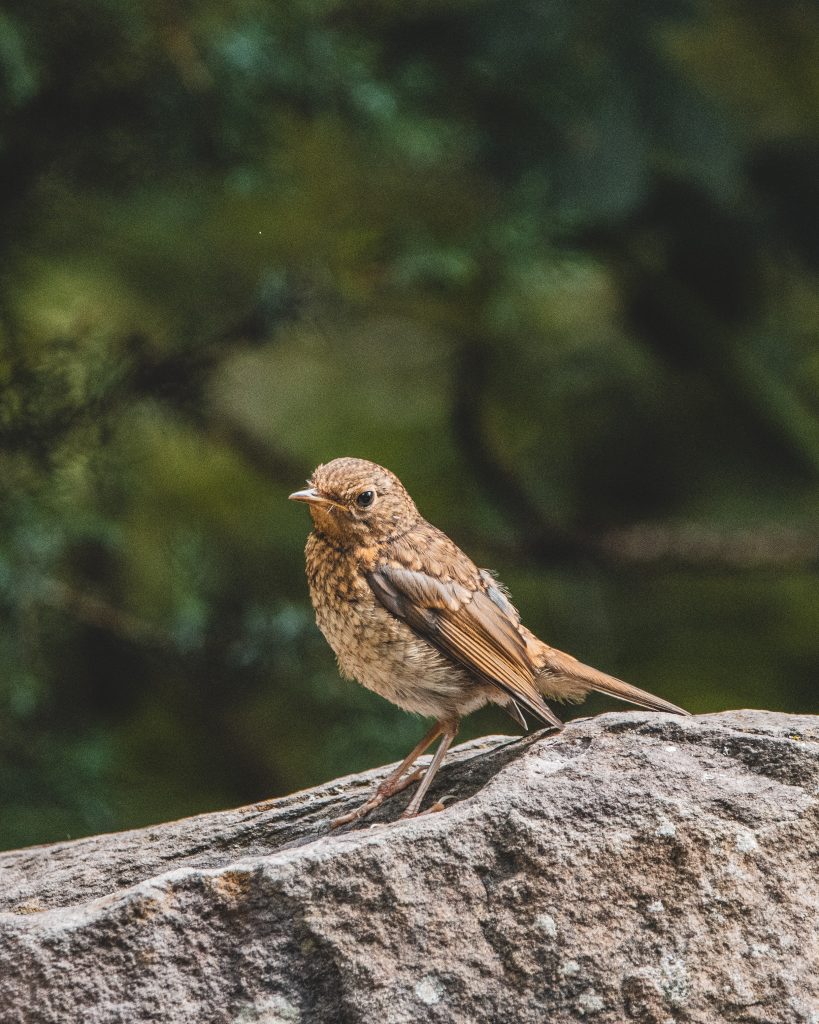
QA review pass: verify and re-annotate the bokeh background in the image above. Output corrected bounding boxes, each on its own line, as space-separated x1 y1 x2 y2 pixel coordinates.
1 0 818 851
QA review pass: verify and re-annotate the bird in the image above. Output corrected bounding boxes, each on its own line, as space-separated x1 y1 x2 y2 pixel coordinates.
290 457 688 827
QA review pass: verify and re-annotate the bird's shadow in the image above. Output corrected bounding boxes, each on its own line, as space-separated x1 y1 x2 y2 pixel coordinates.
196 725 579 865
282 726 562 845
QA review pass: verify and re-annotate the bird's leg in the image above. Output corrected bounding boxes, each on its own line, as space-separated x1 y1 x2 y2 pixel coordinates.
400 718 459 819
329 720 444 829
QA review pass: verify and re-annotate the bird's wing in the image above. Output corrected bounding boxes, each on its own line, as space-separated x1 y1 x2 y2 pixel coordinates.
367 563 563 729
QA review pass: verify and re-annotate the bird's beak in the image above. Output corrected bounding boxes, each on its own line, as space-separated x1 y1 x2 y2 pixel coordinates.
288 487 340 509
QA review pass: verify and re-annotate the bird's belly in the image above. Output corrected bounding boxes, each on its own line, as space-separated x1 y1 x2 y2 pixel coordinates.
311 581 486 719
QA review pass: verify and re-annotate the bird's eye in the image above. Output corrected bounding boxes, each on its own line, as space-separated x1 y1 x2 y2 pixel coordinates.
356 490 375 509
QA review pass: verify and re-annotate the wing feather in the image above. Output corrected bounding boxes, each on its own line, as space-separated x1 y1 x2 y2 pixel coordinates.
367 565 562 729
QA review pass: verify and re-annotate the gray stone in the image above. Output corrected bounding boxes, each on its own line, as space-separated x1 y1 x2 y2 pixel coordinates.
1 710 818 1023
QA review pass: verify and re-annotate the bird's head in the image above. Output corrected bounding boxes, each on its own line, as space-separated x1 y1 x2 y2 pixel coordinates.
289 457 419 544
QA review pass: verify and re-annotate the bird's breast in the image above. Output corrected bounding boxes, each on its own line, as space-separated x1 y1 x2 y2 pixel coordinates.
304 533 488 718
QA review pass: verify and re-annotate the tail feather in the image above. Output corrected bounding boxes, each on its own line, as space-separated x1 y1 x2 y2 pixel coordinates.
537 646 689 717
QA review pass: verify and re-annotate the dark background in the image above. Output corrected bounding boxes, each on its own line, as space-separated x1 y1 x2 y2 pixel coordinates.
0 0 817 851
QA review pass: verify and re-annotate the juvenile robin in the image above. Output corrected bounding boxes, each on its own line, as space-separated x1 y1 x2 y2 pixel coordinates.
290 457 688 826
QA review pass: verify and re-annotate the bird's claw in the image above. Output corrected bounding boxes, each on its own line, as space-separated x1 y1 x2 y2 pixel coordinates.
329 802 377 829
329 766 427 829
400 797 448 819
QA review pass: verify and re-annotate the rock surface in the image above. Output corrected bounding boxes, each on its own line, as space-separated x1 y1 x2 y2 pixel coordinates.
1 710 818 1024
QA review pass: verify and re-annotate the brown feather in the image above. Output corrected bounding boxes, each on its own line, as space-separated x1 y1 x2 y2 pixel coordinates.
537 646 690 716
368 563 563 729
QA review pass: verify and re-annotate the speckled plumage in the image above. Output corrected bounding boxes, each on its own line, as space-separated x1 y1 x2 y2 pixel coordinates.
291 457 688 824
305 523 494 720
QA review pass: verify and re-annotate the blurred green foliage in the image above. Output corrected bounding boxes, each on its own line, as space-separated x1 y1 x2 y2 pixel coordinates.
0 0 817 850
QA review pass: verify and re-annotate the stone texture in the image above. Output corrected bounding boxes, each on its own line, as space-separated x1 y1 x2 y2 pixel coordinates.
1 710 818 1024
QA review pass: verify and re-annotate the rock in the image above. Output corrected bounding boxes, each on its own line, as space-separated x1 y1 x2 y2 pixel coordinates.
1 710 818 1023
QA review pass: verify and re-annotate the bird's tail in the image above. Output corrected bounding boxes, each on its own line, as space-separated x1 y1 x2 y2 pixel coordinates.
533 643 689 716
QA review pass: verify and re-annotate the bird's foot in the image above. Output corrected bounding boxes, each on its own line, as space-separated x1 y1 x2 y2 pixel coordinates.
400 797 449 820
329 767 425 829
329 802 379 830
